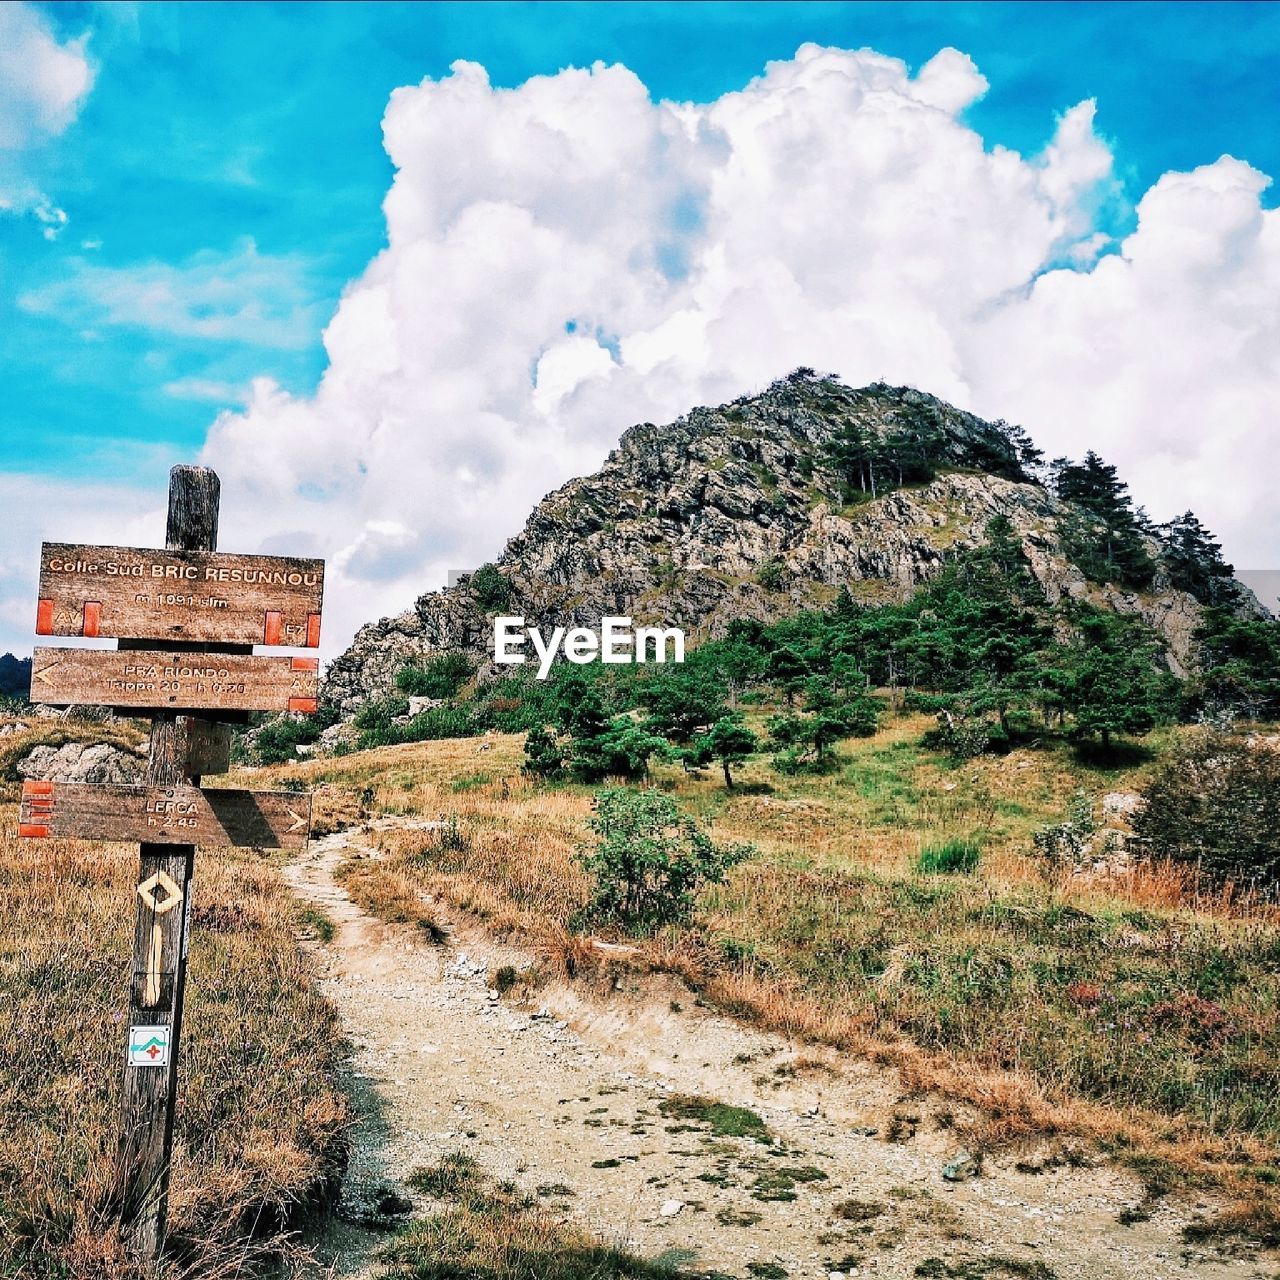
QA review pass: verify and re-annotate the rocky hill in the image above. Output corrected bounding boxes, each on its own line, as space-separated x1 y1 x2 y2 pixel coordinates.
325 372 1263 714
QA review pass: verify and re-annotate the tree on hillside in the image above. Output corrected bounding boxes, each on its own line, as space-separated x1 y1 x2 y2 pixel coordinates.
1192 608 1280 720
522 725 565 779
1062 611 1172 751
1068 648 1161 750
1052 452 1155 587
638 667 729 742
825 420 884 500
695 629 768 708
689 714 759 789
990 420 1046 481
1158 511 1235 604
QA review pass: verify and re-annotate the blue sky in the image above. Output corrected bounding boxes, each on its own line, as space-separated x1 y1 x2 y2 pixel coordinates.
5 2 1279 485
1 1 1278 656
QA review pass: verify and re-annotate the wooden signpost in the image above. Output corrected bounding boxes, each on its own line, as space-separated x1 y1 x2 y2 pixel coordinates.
31 647 319 714
19 466 324 1261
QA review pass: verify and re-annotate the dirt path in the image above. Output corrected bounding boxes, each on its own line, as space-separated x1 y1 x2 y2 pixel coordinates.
285 824 1274 1280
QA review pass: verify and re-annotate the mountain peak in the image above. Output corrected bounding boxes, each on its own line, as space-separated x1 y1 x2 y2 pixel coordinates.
324 375 1260 712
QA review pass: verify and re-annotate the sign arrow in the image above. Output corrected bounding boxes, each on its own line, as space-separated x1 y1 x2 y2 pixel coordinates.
33 659 60 686
286 808 307 833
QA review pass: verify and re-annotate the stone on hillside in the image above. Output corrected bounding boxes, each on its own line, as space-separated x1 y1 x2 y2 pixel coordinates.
941 1150 982 1182
1102 791 1142 819
18 741 145 784
659 1198 685 1217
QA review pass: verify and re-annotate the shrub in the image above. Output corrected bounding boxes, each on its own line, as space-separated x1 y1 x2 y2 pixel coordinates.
757 557 785 590
577 788 754 933
248 704 339 764
406 704 476 741
397 652 474 699
523 726 565 779
1031 788 1096 868
468 563 513 612
924 710 994 759
1133 732 1280 890
916 838 981 875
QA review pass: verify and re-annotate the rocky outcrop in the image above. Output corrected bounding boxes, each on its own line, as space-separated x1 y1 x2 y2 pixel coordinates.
324 375 1265 713
18 741 146 785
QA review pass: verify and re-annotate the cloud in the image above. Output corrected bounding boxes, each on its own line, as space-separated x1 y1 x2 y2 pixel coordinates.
188 44 1278 661
162 378 250 404
19 238 320 348
0 3 93 229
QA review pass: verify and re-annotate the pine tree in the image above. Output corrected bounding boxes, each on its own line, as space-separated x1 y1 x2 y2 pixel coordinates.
1052 452 1155 587
1159 511 1234 603
692 714 759 789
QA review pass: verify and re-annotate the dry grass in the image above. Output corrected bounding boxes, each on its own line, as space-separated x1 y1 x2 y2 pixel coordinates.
248 719 1280 1241
0 719 349 1277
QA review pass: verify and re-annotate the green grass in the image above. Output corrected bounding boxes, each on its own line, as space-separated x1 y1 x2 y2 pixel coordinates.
298 903 337 942
658 1096 773 1144
916 838 981 875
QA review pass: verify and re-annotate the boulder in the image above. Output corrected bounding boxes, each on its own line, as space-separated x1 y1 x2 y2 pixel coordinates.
18 741 145 785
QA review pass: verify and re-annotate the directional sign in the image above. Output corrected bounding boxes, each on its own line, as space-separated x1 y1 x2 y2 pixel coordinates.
36 543 323 646
31 648 319 713
20 780 312 848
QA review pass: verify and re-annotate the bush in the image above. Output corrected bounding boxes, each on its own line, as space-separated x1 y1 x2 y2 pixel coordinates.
1133 732 1280 890
397 652 475 699
249 705 340 764
757 557 785 590
1031 789 1096 868
924 710 994 759
469 563 513 612
916 838 981 875
577 788 754 933
406 704 476 741
523 726 565 779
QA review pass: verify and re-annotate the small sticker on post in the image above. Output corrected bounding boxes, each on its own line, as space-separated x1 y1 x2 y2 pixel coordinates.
128 1024 170 1067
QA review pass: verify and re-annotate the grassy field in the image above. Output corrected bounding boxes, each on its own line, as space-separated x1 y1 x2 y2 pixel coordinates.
255 714 1280 1244
0 717 349 1278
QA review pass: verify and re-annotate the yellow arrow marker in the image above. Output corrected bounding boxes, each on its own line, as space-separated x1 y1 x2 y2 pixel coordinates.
33 660 60 686
286 809 306 833
144 924 162 1007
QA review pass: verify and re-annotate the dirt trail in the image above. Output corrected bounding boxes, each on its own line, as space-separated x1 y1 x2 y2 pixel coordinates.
285 824 1273 1280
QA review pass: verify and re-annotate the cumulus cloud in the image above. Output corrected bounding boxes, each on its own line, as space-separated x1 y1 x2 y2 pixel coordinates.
0 3 92 228
195 44 1279 660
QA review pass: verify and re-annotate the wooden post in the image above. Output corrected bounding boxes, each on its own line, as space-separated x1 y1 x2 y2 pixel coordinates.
116 466 220 1260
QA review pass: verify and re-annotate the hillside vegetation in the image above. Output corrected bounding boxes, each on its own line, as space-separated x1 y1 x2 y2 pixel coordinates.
254 709 1280 1245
